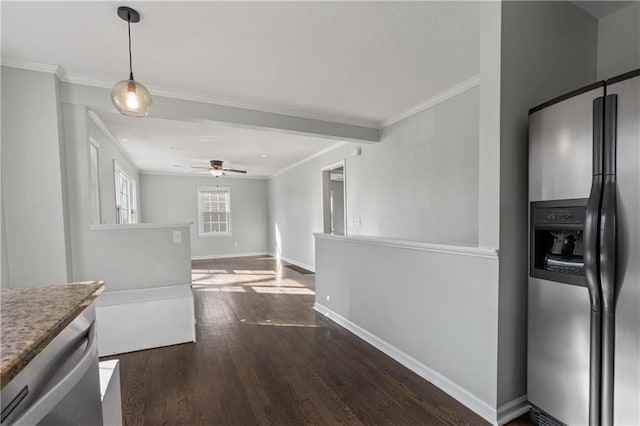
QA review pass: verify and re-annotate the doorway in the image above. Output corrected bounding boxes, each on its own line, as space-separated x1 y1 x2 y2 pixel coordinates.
322 161 346 235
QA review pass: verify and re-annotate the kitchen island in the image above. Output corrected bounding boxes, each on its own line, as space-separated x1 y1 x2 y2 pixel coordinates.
0 281 105 388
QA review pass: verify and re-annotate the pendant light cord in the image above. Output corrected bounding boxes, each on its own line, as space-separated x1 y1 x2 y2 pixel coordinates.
128 12 134 81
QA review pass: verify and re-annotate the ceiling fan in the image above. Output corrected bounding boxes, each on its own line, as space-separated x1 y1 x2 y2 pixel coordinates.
191 160 247 177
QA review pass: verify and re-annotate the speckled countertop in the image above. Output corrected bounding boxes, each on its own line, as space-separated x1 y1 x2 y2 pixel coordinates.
0 281 105 388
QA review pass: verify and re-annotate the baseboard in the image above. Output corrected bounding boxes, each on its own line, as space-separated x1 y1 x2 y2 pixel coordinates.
497 395 529 425
314 302 509 424
191 252 268 261
268 251 316 273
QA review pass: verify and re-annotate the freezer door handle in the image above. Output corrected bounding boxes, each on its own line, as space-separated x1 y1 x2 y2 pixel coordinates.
585 96 604 313
600 94 618 313
600 177 617 313
12 323 98 426
585 96 605 426
600 94 618 426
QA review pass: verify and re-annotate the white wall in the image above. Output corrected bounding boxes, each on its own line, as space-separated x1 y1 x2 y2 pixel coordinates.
1 67 71 287
597 2 640 80
141 174 268 258
87 115 141 225
268 86 479 269
497 0 598 406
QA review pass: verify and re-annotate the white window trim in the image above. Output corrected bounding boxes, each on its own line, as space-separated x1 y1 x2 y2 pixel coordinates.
114 162 138 224
197 186 232 238
88 138 102 225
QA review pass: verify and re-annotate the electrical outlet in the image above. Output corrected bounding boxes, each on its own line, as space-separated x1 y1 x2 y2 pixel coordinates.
348 217 354 226
172 230 182 244
354 217 361 227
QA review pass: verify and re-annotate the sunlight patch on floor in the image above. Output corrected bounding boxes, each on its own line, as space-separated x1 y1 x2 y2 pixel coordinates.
251 287 315 295
232 270 276 275
192 285 246 292
238 318 322 328
256 322 321 328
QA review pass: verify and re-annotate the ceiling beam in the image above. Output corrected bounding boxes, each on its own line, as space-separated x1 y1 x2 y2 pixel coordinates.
61 81 380 143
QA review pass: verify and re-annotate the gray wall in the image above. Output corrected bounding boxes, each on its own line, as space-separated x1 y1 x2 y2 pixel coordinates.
315 235 500 407
268 86 479 269
141 174 269 258
330 179 345 235
497 0 598 406
268 144 353 268
87 117 141 225
597 2 640 80
1 67 71 287
63 103 191 291
350 87 479 244
1 173 7 288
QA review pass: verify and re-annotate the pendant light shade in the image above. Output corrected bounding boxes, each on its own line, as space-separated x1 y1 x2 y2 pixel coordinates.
111 78 152 118
111 6 152 118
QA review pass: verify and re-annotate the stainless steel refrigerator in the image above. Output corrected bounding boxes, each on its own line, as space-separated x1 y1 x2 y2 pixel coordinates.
528 68 639 426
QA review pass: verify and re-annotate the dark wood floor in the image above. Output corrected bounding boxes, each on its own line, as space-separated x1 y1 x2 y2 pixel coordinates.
109 255 532 425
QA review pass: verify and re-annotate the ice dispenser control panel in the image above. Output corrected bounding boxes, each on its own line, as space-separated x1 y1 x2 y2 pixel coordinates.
530 199 588 286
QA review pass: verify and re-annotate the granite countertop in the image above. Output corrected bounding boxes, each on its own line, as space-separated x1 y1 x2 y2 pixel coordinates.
0 281 105 389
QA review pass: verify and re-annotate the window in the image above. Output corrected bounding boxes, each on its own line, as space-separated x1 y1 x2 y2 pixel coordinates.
114 164 137 224
197 186 231 237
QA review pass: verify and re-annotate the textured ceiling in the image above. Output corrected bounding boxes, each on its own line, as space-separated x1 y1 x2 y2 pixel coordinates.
96 112 343 177
1 1 479 125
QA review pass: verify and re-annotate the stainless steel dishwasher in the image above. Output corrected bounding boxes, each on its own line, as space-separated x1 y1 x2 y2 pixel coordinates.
1 304 103 425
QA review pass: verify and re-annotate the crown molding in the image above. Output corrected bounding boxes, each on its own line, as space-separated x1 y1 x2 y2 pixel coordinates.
0 57 376 129
379 75 481 128
1 57 67 81
140 171 268 180
87 110 141 174
269 141 349 178
65 71 378 129
2 56 480 133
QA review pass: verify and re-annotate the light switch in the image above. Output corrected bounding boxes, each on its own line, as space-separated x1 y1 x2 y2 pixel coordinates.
173 230 182 244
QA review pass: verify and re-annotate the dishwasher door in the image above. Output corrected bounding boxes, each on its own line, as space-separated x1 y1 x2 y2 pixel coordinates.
1 304 103 426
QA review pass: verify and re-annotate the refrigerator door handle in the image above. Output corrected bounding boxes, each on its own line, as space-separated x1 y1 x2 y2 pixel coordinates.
585 97 605 311
600 94 618 426
11 323 98 426
585 96 605 426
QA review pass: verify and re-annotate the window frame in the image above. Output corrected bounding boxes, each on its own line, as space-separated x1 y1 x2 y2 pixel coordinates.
197 186 232 238
114 162 138 224
88 138 102 225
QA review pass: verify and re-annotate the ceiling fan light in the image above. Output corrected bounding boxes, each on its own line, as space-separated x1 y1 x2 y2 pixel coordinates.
210 168 224 177
111 79 152 118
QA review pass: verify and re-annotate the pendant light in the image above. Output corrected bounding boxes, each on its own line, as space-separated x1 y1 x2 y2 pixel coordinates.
111 6 152 118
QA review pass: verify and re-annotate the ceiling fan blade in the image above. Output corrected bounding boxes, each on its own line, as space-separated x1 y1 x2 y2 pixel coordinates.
191 166 211 169
223 168 247 174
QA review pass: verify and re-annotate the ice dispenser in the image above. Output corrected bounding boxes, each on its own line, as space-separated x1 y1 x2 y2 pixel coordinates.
530 199 588 286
